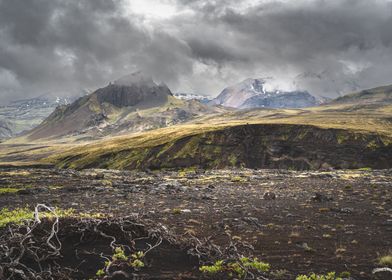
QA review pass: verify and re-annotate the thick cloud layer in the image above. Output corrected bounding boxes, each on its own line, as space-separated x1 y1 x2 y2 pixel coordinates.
0 0 391 103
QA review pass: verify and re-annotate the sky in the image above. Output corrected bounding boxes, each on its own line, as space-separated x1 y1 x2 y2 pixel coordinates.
0 0 392 103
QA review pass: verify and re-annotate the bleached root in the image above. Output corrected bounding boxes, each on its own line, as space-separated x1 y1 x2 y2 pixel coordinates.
1 204 63 279
373 267 392 274
0 205 174 279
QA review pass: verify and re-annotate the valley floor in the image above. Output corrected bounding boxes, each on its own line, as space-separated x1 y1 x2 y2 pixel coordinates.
0 168 391 279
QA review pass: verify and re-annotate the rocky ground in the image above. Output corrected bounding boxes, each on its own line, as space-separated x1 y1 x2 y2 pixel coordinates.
0 167 391 279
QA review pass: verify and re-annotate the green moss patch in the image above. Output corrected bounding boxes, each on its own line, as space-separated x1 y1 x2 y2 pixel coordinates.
0 207 91 228
0 187 19 195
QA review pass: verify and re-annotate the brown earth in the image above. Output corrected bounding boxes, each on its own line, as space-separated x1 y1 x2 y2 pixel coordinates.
0 168 391 279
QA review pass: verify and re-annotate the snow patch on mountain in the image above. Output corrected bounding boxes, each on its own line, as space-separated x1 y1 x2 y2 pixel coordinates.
174 93 211 103
211 78 324 109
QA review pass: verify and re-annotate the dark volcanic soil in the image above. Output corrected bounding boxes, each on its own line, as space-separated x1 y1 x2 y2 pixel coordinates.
0 167 391 279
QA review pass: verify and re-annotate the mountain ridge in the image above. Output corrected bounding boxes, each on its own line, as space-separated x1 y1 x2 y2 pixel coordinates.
330 84 392 105
210 78 323 109
26 72 223 140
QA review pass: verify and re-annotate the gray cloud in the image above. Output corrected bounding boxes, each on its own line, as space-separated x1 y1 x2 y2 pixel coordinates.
172 0 392 96
0 0 193 102
0 0 392 103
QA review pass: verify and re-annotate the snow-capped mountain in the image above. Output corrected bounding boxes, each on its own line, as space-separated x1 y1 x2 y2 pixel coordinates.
210 78 268 108
210 78 323 109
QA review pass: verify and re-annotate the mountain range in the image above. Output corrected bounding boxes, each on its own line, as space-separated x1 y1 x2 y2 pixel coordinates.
2 73 391 144
1 73 392 170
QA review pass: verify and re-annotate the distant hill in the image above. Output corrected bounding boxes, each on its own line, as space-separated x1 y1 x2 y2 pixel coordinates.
8 94 73 108
210 78 323 109
330 84 392 105
0 94 78 139
27 72 223 140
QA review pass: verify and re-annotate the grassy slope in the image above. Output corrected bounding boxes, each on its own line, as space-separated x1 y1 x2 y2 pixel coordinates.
50 103 392 167
332 84 392 104
1 100 392 168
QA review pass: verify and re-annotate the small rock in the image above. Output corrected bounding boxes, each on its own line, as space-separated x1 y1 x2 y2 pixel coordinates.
243 217 262 228
312 192 333 202
62 186 79 193
95 173 105 180
296 242 314 252
93 187 107 192
340 208 354 214
17 189 34 195
286 213 298 218
381 219 392 226
35 187 46 193
263 192 276 200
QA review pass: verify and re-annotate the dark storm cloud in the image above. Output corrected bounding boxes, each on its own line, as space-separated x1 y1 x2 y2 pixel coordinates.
0 0 193 102
0 0 392 102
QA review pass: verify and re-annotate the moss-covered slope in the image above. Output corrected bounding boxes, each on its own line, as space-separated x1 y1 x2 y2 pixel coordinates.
55 124 392 170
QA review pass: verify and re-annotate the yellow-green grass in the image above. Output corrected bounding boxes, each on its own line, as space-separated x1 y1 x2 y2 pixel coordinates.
0 207 34 228
1 103 392 167
0 183 33 195
0 207 75 228
0 141 82 166
378 254 392 267
0 187 19 195
0 207 106 228
50 104 392 156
